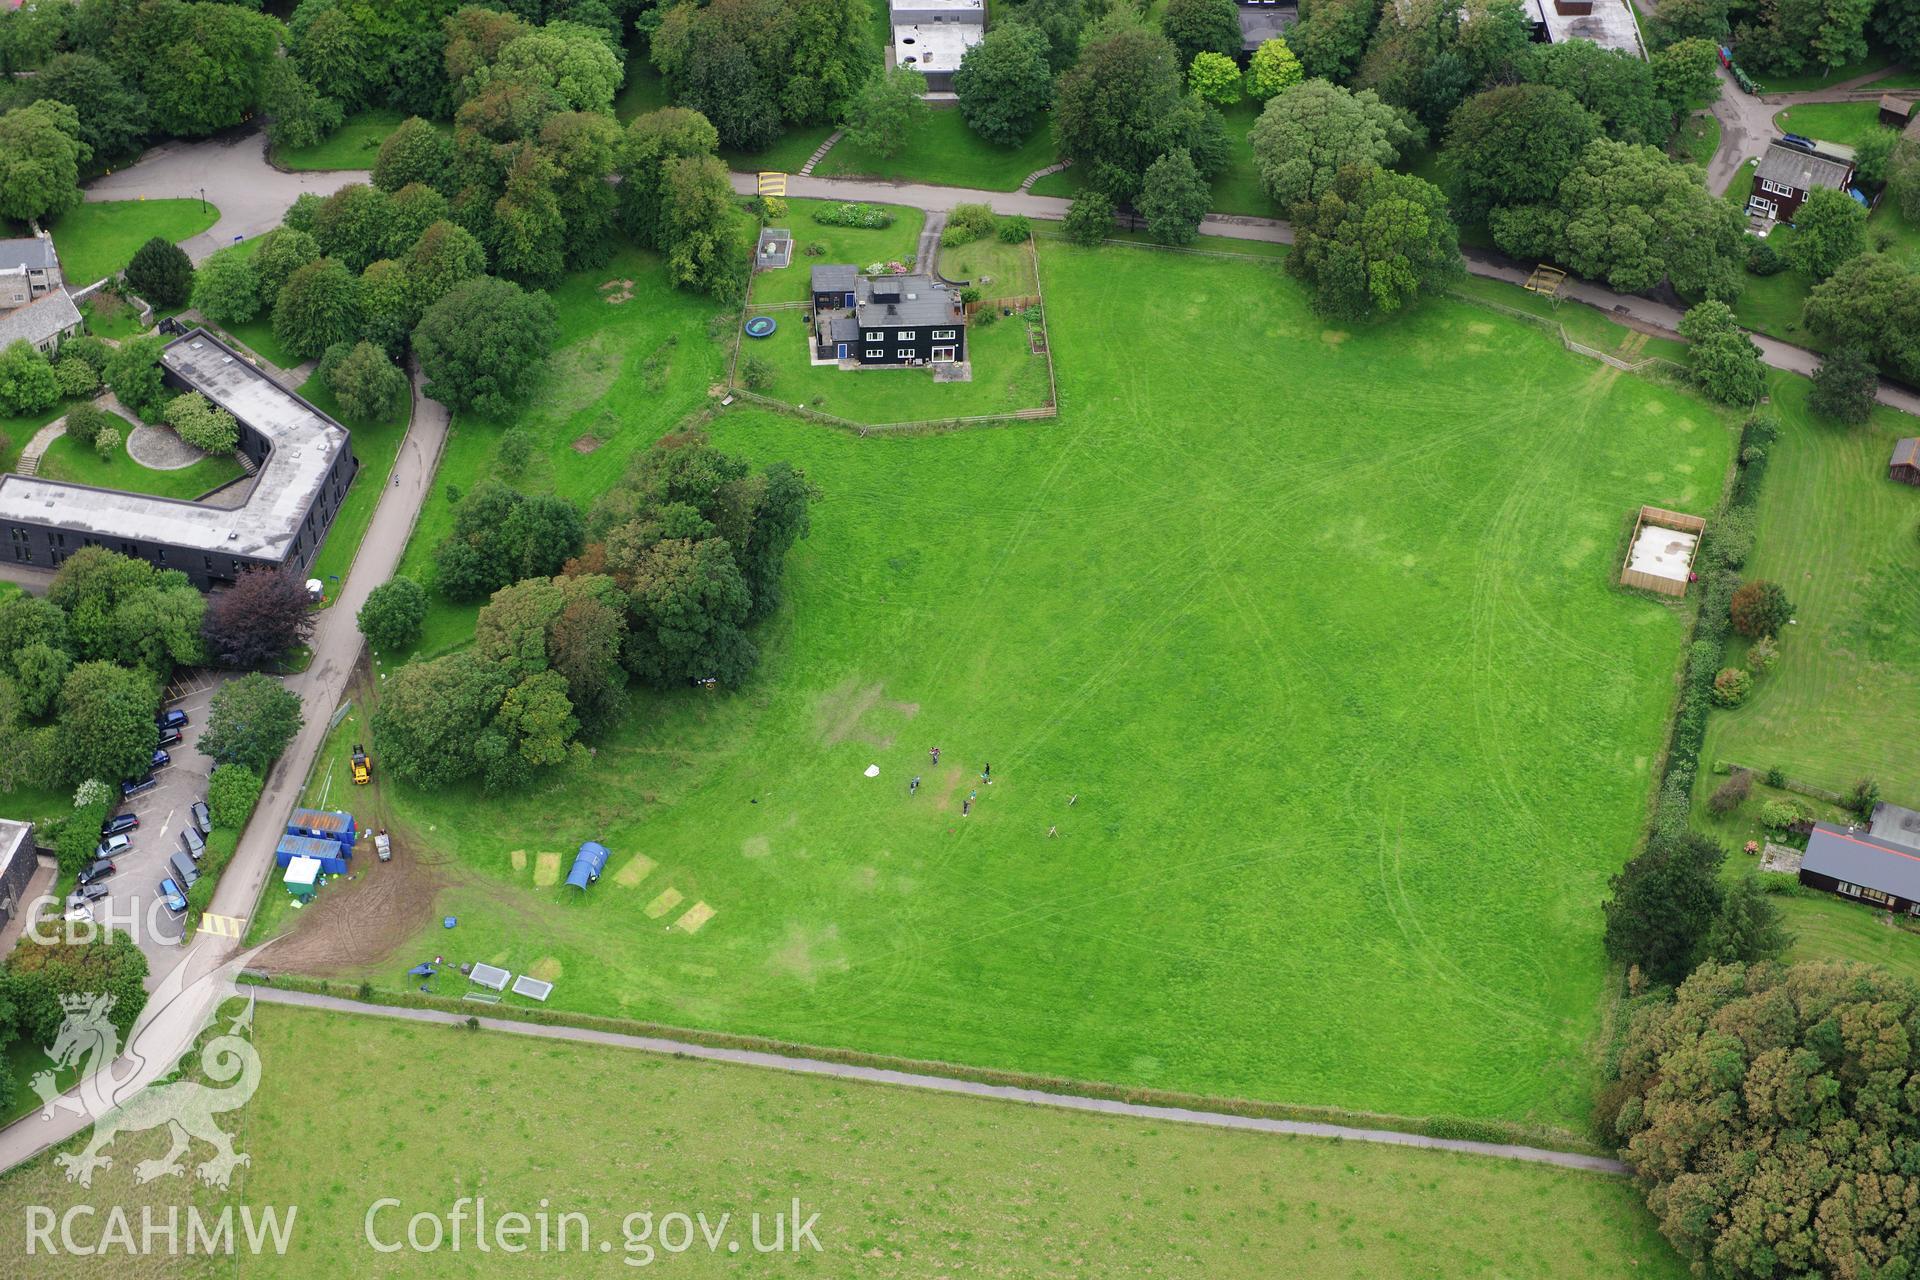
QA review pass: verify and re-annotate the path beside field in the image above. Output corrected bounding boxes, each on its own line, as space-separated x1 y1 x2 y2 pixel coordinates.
731 171 1920 418
247 987 1631 1176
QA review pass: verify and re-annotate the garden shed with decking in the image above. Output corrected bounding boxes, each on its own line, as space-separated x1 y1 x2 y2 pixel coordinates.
1891 438 1920 486
1620 506 1704 596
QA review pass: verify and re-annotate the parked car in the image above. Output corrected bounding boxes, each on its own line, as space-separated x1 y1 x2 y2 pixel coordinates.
157 727 182 747
150 748 171 770
181 826 205 860
121 775 157 800
100 812 139 837
70 881 109 905
157 878 187 914
190 800 211 836
78 858 117 886
64 903 93 924
95 833 131 860
168 851 199 888
157 709 188 730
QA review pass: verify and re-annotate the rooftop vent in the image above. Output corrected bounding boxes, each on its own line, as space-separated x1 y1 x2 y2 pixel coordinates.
227 531 237 540
191 341 204 349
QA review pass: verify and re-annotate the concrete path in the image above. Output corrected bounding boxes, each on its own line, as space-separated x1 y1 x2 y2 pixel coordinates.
14 418 67 476
86 131 370 264
1019 160 1071 192
731 170 1920 418
798 129 842 176
0 366 449 1177
248 986 1632 1175
915 210 946 275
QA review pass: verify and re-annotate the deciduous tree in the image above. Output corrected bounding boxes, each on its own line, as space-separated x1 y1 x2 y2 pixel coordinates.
1137 147 1209 245
0 99 90 224
1250 79 1415 208
189 246 261 327
1729 578 1793 637
199 672 303 773
163 392 240 455
1244 37 1304 101
846 65 928 161
201 568 317 669
206 762 261 829
373 116 459 195
1787 186 1866 281
104 337 169 420
1285 164 1461 320
261 58 344 153
1443 84 1598 220
955 24 1055 145
357 576 428 653
26 54 149 164
1803 252 1920 382
0 341 59 418
1808 345 1878 424
1162 0 1242 67
413 275 559 416
56 661 157 787
273 258 362 362
1187 51 1242 107
1052 22 1186 200
322 339 409 422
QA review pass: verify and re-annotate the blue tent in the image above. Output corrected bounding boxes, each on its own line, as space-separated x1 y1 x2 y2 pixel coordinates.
565 841 610 889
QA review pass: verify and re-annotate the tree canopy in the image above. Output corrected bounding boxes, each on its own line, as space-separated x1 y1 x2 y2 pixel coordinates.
1285 164 1462 320
412 275 560 415
954 23 1055 146
1250 78 1417 209
199 672 304 773
0 99 91 225
1443 84 1598 220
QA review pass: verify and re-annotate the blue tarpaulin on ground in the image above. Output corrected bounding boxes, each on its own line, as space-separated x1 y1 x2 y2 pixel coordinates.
566 841 610 890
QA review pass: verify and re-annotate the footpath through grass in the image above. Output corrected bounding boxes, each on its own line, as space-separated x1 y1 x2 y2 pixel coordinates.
49 199 218 285
343 240 1734 1132
0 1001 1687 1278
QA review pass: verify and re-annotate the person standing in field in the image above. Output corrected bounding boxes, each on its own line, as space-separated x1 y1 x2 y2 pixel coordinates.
910 775 921 795
981 762 991 784
931 747 941 767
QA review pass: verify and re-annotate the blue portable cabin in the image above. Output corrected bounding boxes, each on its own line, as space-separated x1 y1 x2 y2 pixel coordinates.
275 833 351 876
287 807 356 852
565 841 610 890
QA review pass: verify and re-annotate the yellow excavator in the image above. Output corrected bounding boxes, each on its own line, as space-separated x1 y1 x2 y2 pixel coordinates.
351 744 371 786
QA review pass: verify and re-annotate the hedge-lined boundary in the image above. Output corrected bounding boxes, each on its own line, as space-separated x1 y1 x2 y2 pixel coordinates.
235 972 1609 1158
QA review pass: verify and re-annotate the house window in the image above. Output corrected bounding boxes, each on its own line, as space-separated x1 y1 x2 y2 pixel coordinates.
1861 885 1896 906
865 331 883 341
932 346 956 363
1747 196 1777 217
896 331 911 340
896 348 913 360
1760 179 1795 197
931 329 956 340
13 546 29 563
866 348 885 358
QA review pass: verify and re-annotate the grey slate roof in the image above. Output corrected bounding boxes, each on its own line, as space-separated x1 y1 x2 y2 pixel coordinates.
856 274 961 327
0 236 58 272
1870 803 1920 851
811 264 859 294
1802 823 1920 901
1755 143 1853 193
0 329 350 561
829 315 859 343
0 291 81 348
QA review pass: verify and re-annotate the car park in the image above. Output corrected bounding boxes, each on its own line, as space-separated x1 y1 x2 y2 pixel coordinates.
95 833 131 860
100 812 139 837
151 748 171 770
78 858 117 886
157 709 188 730
181 826 205 860
168 851 199 888
157 878 187 914
122 775 157 800
190 800 211 836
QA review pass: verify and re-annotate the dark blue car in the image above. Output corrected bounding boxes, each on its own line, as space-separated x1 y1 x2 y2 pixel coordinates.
150 748 171 770
157 709 189 730
121 775 157 799
100 812 139 837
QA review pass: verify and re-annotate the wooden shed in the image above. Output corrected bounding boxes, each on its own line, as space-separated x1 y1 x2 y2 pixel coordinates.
1621 506 1706 596
1892 438 1920 486
1881 95 1916 130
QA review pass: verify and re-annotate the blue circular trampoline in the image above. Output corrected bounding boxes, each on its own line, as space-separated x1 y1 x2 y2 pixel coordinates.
744 316 777 338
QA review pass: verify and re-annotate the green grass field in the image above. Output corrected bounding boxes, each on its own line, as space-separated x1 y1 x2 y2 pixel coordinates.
392 245 732 657
1752 49 1893 92
1698 374 1920 800
740 300 1051 423
1672 113 1722 169
271 109 430 171
322 240 1738 1134
815 109 1057 190
1772 102 1893 147
49 199 219 286
752 199 926 305
34 428 243 499
938 232 1039 296
217 315 302 373
299 372 412 594
0 1001 1686 1278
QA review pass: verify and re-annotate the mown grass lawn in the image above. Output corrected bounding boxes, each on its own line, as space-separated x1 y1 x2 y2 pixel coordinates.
1772 101 1893 147
1754 49 1893 92
938 232 1039 296
613 61 671 122
324 240 1737 1133
750 199 926 305
1697 373 1920 800
271 109 430 171
739 299 1050 423
35 427 243 499
1029 104 1271 218
720 123 840 178
391 245 731 658
300 371 412 595
0 1001 1687 1279
815 109 1057 190
49 199 218 286
1671 112 1721 168
216 315 302 373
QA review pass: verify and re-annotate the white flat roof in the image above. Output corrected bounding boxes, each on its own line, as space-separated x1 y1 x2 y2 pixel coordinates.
894 22 982 73
1626 523 1698 583
890 0 982 12
0 330 351 562
1532 0 1643 57
0 818 31 882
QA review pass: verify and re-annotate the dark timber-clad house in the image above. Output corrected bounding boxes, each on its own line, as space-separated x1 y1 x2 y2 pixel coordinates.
810 266 966 368
0 329 358 588
1748 140 1856 224
1798 809 1920 915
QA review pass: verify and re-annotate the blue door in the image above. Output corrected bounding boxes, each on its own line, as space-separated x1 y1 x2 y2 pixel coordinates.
844 291 856 307
836 342 848 359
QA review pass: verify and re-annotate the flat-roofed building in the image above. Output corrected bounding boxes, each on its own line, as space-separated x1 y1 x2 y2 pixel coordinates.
0 328 359 587
891 0 985 92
